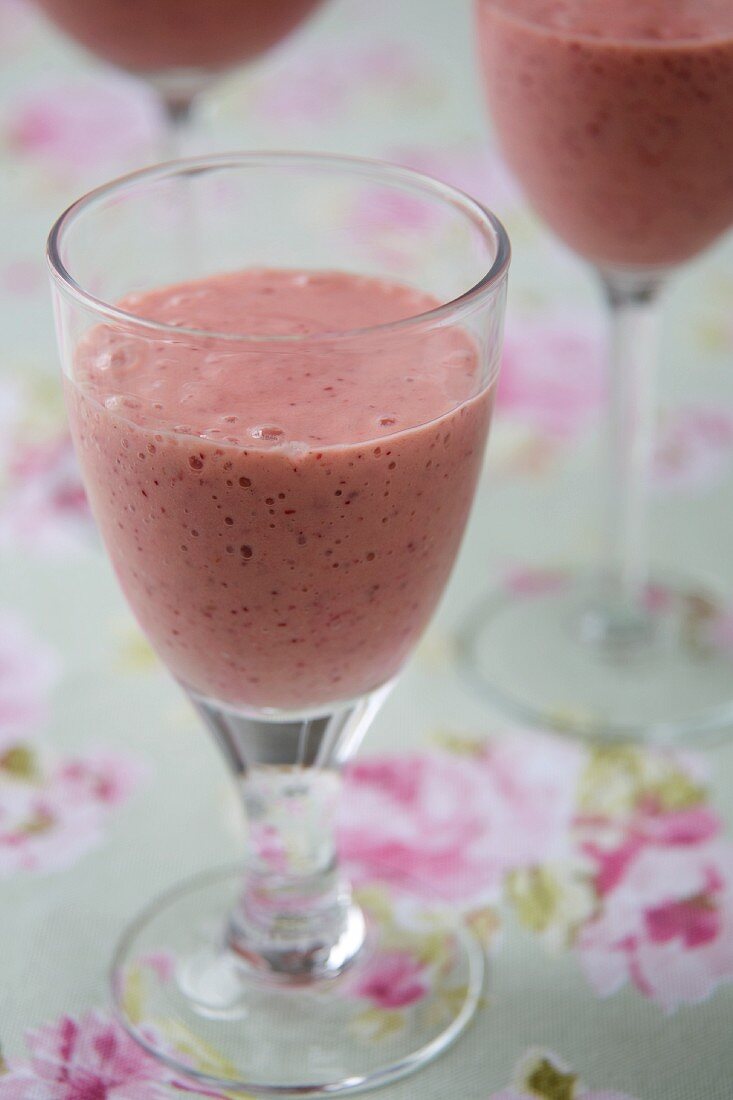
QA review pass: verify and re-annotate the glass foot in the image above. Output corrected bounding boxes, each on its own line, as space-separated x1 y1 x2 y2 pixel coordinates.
457 569 733 744
111 861 484 1096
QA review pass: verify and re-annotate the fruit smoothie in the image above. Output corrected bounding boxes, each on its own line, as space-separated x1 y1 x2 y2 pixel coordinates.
35 0 321 74
477 0 733 268
66 270 495 712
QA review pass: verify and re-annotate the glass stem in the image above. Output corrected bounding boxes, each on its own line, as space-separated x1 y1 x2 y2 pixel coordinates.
231 764 364 981
190 686 391 982
598 269 665 624
159 91 195 161
154 84 203 268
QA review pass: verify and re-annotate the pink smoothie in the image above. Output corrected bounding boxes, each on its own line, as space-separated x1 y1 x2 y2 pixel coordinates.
477 0 733 268
35 0 321 74
66 270 495 712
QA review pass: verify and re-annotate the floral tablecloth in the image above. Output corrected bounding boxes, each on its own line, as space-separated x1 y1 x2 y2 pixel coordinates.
2 0 733 1097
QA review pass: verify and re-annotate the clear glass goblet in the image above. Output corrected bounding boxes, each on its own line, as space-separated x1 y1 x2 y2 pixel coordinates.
47 152 509 1096
33 0 324 155
464 0 733 744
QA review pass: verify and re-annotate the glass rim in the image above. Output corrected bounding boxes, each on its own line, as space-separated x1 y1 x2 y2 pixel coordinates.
46 150 510 345
480 0 733 49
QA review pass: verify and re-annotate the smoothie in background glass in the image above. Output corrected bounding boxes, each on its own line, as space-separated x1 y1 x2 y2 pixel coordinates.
462 0 733 745
34 0 322 75
66 268 494 713
33 0 324 154
477 0 733 268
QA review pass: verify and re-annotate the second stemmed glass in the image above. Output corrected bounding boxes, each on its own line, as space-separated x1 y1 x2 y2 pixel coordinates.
33 0 323 155
47 153 509 1096
463 0 733 744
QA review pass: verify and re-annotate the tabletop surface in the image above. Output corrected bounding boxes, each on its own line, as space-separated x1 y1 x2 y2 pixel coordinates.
2 1 733 1097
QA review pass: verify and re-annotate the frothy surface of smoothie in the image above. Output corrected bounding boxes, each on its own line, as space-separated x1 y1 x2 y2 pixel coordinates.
67 270 494 712
35 0 321 74
478 0 733 268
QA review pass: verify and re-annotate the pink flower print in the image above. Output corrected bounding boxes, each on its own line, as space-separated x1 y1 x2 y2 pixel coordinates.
0 749 147 876
0 1010 222 1099
652 405 733 494
0 0 36 55
579 756 722 895
633 804 720 847
388 144 522 217
251 42 436 125
501 313 600 431
707 607 733 658
0 258 44 298
0 435 95 556
641 581 675 615
583 793 721 890
347 185 446 269
502 565 568 599
138 951 176 984
54 749 150 808
0 779 104 876
644 885 721 949
577 839 733 1011
352 187 438 235
347 144 518 271
248 822 289 874
0 612 58 754
496 313 606 441
340 733 583 907
6 74 159 181
490 1048 637 1100
351 949 429 1009
0 377 24 466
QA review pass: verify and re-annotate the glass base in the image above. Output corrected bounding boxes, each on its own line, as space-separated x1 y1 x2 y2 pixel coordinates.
457 569 733 745
111 861 485 1096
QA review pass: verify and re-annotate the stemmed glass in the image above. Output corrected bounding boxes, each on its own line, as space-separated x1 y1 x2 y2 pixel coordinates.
463 0 733 743
47 152 509 1096
33 0 323 155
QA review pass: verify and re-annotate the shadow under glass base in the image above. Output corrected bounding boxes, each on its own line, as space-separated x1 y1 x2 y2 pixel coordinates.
111 861 484 1097
456 569 733 745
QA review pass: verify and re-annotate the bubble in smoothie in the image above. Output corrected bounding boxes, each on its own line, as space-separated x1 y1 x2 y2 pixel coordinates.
104 394 141 412
249 425 286 443
96 344 140 373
